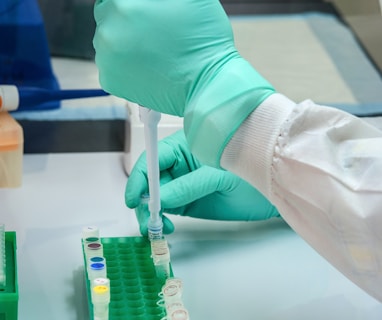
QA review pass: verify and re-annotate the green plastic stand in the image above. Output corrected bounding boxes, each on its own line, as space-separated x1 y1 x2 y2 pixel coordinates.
83 236 172 320
0 232 18 320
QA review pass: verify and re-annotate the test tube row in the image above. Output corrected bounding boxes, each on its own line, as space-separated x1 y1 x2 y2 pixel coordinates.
0 224 6 288
158 278 190 320
82 226 110 320
151 239 190 320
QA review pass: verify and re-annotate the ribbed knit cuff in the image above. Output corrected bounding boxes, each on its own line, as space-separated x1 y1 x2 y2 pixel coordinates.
221 93 296 198
184 57 275 168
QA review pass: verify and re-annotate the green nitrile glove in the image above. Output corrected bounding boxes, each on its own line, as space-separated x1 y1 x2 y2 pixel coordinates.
93 0 275 168
125 130 280 236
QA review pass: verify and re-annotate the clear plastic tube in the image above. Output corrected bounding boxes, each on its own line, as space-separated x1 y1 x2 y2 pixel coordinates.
82 226 100 240
151 238 171 279
92 284 110 320
88 262 107 281
92 277 110 289
85 242 104 259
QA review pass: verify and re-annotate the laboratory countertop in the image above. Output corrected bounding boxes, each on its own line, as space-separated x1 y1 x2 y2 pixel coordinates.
1 152 381 320
4 12 382 316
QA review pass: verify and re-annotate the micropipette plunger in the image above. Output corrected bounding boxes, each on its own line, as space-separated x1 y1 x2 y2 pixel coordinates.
139 106 163 240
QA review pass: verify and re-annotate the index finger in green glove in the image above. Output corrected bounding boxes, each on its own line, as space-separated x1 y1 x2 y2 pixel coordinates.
159 166 279 221
126 130 279 236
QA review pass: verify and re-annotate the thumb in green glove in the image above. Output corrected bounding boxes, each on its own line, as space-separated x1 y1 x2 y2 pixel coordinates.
125 130 280 236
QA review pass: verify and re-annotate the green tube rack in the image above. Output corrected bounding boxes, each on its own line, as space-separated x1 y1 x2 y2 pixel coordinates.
0 224 5 289
0 232 18 320
82 236 172 320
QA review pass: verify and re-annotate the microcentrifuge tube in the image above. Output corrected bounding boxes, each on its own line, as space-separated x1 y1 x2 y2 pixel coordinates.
151 239 171 279
85 242 104 259
85 237 101 245
162 284 182 303
87 256 106 273
88 262 107 282
82 226 100 239
165 301 185 314
92 277 110 288
165 278 183 291
168 308 189 320
92 284 110 320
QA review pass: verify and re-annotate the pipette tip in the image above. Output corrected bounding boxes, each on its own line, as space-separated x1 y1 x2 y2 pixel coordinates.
148 225 163 241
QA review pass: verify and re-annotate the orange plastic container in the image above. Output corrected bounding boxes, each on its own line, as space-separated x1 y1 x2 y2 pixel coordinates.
0 112 23 188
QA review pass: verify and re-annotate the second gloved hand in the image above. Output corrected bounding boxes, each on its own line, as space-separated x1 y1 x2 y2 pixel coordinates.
125 130 280 236
93 0 275 168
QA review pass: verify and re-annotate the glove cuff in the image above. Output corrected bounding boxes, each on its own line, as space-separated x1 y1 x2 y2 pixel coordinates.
221 93 296 198
184 57 275 168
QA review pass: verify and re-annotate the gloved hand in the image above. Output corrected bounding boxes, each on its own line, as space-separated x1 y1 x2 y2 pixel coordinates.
125 130 280 236
93 0 275 168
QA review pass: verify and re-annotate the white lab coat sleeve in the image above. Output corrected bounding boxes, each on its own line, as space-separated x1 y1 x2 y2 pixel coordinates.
221 93 382 302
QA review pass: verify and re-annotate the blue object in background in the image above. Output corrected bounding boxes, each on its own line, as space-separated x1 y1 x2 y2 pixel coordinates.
17 86 109 111
0 0 60 110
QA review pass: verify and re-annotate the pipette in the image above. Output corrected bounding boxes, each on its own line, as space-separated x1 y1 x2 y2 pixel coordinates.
0 85 109 111
139 106 163 240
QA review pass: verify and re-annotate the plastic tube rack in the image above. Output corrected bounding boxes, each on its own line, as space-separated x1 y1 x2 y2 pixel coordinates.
0 230 18 320
81 227 190 320
0 224 5 288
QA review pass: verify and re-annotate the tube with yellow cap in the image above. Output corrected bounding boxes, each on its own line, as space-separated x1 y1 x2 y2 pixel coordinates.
91 284 110 320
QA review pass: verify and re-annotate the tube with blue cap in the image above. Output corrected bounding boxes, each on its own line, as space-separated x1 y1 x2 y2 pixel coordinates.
0 85 109 112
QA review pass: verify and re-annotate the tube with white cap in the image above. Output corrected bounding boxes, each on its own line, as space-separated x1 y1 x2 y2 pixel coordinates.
139 106 163 240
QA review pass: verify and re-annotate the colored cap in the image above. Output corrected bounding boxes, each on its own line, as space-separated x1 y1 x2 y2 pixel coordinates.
82 226 99 239
0 86 19 111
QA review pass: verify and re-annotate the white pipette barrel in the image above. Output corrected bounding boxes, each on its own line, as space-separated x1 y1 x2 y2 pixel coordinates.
139 106 163 240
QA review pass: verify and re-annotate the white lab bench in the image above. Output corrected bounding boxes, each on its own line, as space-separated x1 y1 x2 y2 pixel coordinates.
1 151 381 320
4 12 382 315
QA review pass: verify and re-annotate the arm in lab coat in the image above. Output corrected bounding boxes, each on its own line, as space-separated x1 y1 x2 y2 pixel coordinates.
93 0 382 302
221 93 382 302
